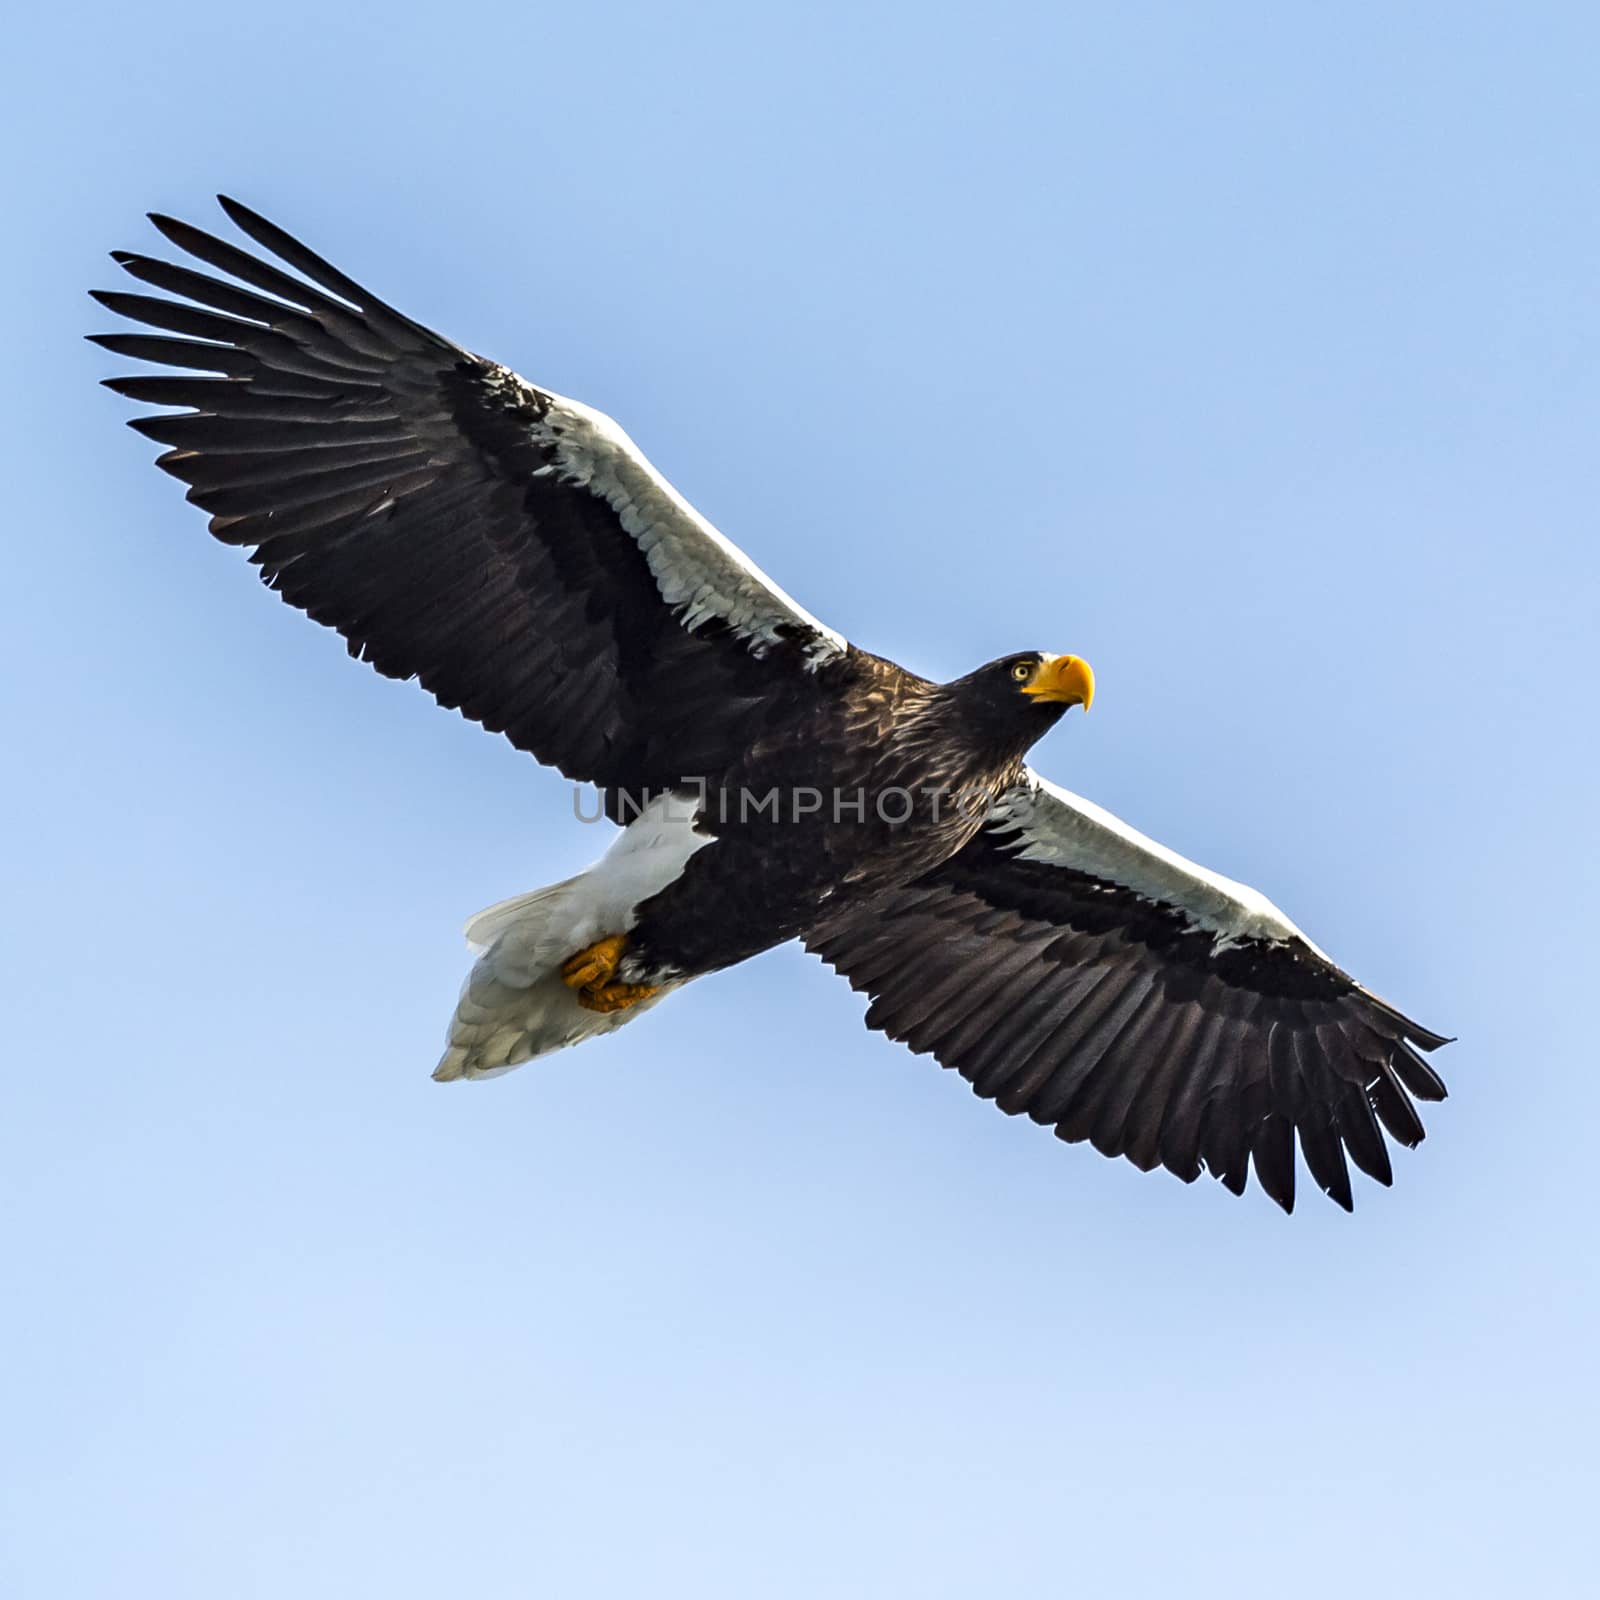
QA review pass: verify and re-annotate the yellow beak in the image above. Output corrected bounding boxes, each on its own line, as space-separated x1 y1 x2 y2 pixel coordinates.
1023 653 1095 710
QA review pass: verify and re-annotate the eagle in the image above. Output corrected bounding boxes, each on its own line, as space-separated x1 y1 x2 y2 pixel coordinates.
92 198 1449 1213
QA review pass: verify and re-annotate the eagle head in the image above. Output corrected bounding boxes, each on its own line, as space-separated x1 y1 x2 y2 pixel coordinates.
947 651 1095 754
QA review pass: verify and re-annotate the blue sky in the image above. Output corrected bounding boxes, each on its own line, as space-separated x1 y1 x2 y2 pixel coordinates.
4 2 1598 1594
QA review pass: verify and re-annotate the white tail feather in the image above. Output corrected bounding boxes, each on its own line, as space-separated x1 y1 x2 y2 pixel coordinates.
433 792 710 1082
433 961 669 1082
463 878 580 954
433 875 675 1080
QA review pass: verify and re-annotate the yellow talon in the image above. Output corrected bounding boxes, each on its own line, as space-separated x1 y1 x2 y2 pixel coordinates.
576 981 661 1014
560 935 659 1012
560 933 628 992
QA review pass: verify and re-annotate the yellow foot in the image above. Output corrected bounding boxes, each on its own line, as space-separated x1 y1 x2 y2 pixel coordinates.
560 934 628 993
560 934 661 1013
576 980 661 1015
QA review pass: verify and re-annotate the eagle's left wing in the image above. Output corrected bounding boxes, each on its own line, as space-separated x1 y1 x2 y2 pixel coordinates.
90 198 846 809
807 771 1449 1212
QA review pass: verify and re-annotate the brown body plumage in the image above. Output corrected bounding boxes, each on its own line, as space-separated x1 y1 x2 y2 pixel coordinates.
626 648 1070 981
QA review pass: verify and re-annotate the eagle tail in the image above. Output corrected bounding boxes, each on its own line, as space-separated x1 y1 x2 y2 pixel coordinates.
432 874 672 1082
462 879 582 955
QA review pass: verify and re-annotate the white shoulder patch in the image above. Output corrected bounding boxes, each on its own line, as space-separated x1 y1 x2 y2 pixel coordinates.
991 769 1323 954
513 374 846 668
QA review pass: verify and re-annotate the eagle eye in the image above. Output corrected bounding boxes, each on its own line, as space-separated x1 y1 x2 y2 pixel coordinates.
1010 662 1032 683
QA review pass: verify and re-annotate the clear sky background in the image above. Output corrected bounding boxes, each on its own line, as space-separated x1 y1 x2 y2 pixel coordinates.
4 3 1597 1595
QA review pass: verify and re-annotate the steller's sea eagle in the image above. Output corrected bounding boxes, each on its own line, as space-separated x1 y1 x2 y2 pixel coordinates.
91 198 1449 1213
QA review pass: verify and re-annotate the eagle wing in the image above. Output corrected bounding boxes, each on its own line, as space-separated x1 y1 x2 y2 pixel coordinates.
92 199 846 801
807 770 1449 1212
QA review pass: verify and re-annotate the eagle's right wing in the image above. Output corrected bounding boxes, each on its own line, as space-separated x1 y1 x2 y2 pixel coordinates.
809 771 1449 1212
